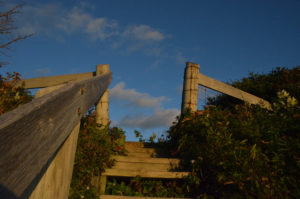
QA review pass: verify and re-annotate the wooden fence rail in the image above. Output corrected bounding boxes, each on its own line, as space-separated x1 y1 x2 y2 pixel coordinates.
14 72 94 89
181 62 271 113
0 66 111 199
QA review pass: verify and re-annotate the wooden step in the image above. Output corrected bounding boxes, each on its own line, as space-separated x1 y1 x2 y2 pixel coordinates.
125 142 170 158
112 156 180 165
125 142 162 150
100 195 191 199
125 146 156 154
112 161 172 171
102 169 189 179
125 152 156 158
125 142 145 148
111 156 181 172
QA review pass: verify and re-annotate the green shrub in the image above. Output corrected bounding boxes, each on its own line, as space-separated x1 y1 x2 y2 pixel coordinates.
69 112 126 199
106 176 187 197
208 66 300 109
167 91 300 198
0 72 32 115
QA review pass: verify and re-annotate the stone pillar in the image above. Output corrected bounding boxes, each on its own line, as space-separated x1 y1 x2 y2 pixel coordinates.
95 64 110 126
181 62 199 113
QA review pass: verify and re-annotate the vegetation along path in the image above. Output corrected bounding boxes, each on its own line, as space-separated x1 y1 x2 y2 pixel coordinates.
99 141 191 199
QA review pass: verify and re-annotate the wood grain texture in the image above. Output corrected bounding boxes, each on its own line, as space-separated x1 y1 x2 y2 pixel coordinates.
111 156 180 165
181 62 199 113
102 169 189 179
111 161 173 171
198 73 271 110
0 72 111 198
29 122 80 199
15 72 94 89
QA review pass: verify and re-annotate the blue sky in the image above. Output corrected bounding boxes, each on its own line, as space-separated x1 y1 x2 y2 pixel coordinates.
1 0 300 140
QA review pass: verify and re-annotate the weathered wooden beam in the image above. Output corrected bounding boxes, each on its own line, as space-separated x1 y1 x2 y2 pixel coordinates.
15 72 94 89
181 62 199 113
29 122 80 199
198 73 271 109
102 169 190 179
95 64 110 126
0 72 112 199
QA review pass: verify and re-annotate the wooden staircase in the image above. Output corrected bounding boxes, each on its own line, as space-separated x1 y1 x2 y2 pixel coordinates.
99 142 191 199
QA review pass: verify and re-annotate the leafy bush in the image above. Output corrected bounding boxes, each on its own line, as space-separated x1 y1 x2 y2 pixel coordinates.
106 176 187 197
167 91 300 198
208 66 300 109
0 72 32 115
69 112 126 199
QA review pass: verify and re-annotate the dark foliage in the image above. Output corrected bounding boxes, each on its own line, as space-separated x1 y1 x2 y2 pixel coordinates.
106 176 187 197
208 66 300 109
68 112 126 199
0 72 32 115
167 91 300 198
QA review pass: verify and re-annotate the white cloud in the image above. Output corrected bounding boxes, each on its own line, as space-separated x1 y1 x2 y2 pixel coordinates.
110 82 167 108
123 25 164 41
113 25 166 53
176 52 187 64
16 3 63 36
16 4 119 40
120 109 180 129
7 2 169 61
14 3 165 44
59 7 119 40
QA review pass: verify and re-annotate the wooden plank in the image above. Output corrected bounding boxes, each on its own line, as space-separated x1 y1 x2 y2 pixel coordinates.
112 162 173 172
112 156 180 165
29 122 80 199
125 152 156 158
100 195 191 199
35 84 66 98
125 147 156 154
198 73 271 109
15 71 94 89
103 169 189 179
125 141 145 148
0 72 112 198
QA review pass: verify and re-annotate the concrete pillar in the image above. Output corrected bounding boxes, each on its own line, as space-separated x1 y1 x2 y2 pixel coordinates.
181 62 199 113
95 64 110 126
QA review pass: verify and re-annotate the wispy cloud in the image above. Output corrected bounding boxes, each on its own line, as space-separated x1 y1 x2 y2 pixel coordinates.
59 7 119 40
110 82 179 129
15 3 119 41
110 82 168 108
120 109 180 129
16 3 63 36
15 2 166 45
6 1 183 68
123 25 164 41
176 52 187 64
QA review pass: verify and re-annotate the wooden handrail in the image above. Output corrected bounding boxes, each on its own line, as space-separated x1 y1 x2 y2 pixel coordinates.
181 62 271 113
15 72 95 89
198 73 271 110
0 72 112 198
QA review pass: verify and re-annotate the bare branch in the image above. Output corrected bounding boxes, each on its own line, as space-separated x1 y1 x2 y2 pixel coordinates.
0 3 32 67
0 34 33 49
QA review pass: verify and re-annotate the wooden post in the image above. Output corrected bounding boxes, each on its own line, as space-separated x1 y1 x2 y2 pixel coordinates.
181 62 199 113
93 65 110 196
96 64 110 126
